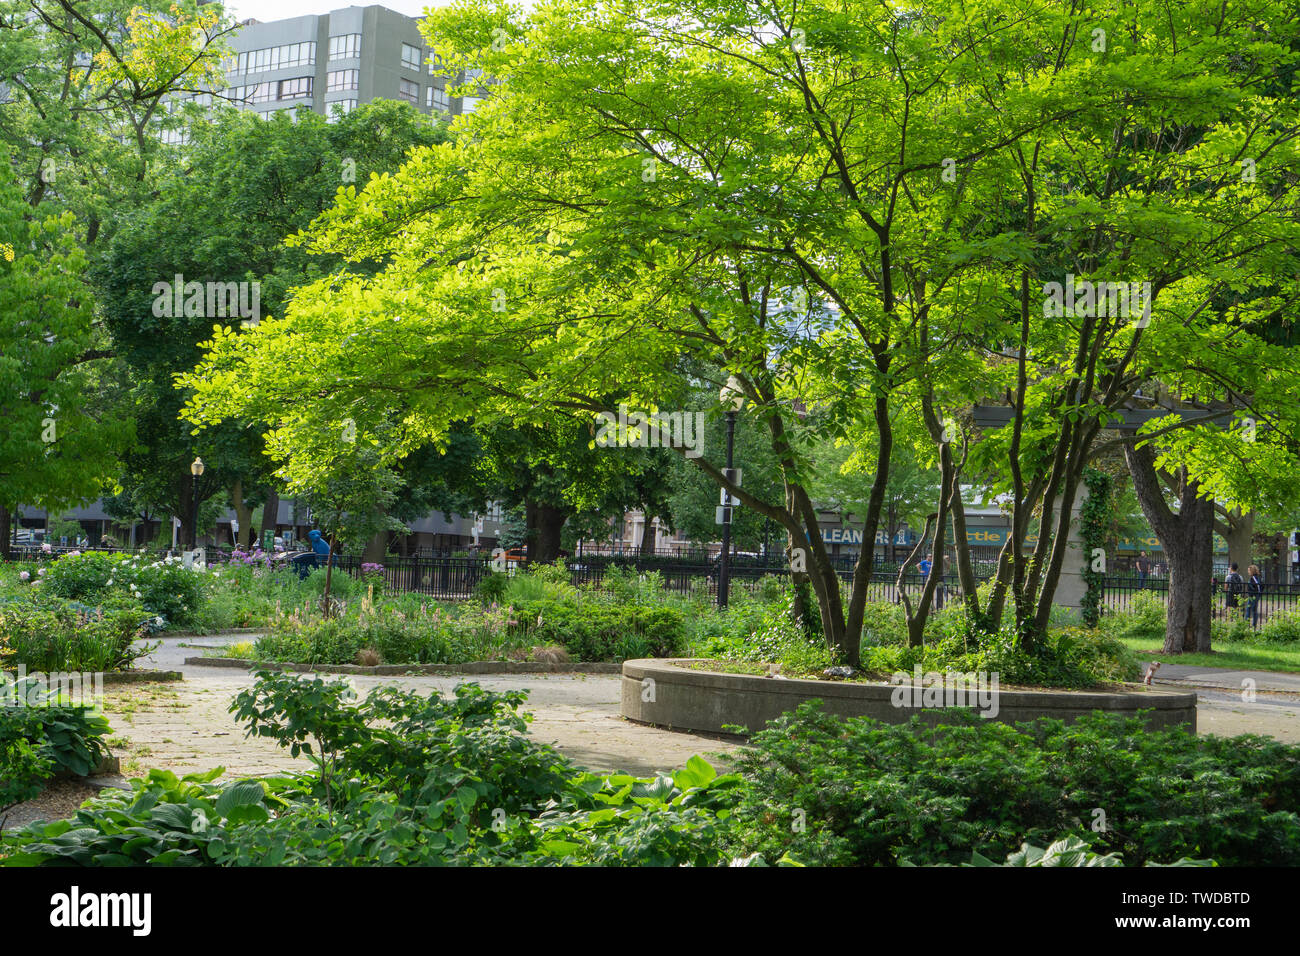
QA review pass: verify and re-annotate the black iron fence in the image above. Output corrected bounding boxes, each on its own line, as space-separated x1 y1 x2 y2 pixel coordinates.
1099 576 1300 628
7 543 1297 628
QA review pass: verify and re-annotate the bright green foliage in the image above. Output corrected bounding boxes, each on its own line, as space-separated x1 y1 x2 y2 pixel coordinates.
0 686 112 814
0 602 151 672
0 767 285 866
0 0 231 242
42 551 206 626
728 703 1300 867
180 0 1300 663
0 157 130 517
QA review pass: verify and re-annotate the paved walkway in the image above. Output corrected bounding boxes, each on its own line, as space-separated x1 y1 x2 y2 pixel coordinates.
1150 664 1300 743
91 639 1300 784
98 638 739 780
1153 664 1300 694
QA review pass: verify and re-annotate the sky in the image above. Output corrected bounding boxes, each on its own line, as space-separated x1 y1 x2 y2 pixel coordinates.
223 1 444 22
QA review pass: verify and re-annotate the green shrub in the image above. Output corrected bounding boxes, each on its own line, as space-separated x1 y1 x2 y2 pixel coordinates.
1257 611 1300 644
0 602 152 672
503 566 577 604
727 703 1300 867
1101 591 1167 645
1213 610 1255 643
253 616 366 665
860 601 908 646
42 551 117 602
0 683 112 813
1 767 289 866
858 622 1137 688
474 571 509 603
41 551 206 627
508 599 687 661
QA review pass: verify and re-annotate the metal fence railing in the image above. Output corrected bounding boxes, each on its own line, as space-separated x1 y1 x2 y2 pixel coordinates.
6 543 1296 628
1099 577 1300 628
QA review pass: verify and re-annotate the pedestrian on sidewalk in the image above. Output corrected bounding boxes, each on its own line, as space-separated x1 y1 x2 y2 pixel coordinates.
1225 563 1245 615
1135 551 1150 589
1246 564 1264 627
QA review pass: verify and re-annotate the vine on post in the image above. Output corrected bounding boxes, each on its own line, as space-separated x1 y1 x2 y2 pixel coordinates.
1079 468 1113 627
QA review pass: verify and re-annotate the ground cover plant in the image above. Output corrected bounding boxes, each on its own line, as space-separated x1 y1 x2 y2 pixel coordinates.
0 678 113 819
727 703 1300 867
5 671 1282 867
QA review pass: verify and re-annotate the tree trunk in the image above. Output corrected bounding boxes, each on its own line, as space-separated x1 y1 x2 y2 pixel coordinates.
1219 509 1254 573
1164 505 1214 653
528 502 568 564
1125 442 1214 653
260 490 279 549
231 479 254 549
638 515 657 557
362 529 387 564
323 532 337 618
0 506 10 560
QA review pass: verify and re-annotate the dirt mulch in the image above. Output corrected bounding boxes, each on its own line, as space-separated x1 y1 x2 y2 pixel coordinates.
1 779 100 831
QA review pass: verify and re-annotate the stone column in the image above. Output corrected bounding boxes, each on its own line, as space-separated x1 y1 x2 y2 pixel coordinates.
1051 484 1089 610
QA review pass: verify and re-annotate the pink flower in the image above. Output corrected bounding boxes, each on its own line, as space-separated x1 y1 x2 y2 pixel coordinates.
41 542 51 553
19 570 30 581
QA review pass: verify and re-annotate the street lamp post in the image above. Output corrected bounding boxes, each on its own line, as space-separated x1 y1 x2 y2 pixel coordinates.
718 377 744 609
190 457 205 550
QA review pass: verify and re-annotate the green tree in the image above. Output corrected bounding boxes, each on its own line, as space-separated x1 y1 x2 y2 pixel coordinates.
183 0 1300 664
95 101 448 547
0 158 130 557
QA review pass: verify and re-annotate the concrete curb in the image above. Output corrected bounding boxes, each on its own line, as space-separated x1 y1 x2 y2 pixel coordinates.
185 656 622 676
101 669 184 685
16 669 182 686
621 658 1198 736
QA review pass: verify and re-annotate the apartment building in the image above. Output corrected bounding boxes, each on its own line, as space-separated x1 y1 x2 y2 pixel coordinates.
162 4 464 141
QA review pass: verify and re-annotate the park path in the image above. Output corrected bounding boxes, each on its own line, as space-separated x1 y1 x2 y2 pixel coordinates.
93 640 1300 785
97 638 739 781
1151 664 1300 743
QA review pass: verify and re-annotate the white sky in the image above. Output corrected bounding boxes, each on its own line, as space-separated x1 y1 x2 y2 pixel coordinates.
223 1 447 22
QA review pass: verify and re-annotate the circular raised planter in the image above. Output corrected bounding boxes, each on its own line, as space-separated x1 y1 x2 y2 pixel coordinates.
621 658 1197 736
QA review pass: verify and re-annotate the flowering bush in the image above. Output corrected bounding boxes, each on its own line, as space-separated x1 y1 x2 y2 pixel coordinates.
41 551 206 627
0 602 153 672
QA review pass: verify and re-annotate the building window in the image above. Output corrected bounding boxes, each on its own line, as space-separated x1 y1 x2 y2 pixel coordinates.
160 127 189 146
248 81 276 103
278 77 312 100
329 34 361 60
327 99 357 123
233 42 316 76
427 86 448 111
427 53 443 74
398 78 419 103
401 43 423 71
326 70 359 92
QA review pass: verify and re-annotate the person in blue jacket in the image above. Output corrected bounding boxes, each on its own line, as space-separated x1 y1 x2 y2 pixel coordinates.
308 529 332 569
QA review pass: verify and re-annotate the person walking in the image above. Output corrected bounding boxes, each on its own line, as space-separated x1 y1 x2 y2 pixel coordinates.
1135 551 1150 589
1246 564 1264 627
918 553 944 611
1225 562 1245 615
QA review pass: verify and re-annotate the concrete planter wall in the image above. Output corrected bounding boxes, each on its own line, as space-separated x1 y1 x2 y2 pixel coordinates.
621 659 1197 736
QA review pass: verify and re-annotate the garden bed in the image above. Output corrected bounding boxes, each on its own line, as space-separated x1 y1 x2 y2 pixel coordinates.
188 656 621 676
620 658 1198 736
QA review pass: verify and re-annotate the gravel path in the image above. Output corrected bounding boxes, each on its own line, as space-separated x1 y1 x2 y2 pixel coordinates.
14 639 1297 828
94 638 740 782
